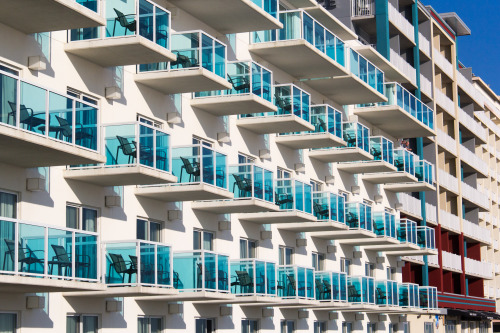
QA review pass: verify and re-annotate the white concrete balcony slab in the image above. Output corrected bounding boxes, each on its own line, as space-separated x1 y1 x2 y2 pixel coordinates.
337 160 397 174
135 184 234 202
363 171 418 185
0 125 105 167
236 114 315 134
276 221 349 232
0 275 106 293
191 94 277 117
275 132 346 149
191 199 280 214
383 182 436 193
303 5 358 41
238 211 317 224
136 291 236 303
64 286 179 298
65 36 177 67
308 147 374 163
63 165 177 186
310 229 376 242
165 0 282 34
135 67 232 95
0 0 105 34
287 0 318 8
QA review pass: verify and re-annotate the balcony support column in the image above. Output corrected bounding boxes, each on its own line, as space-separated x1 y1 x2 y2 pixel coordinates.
459 233 466 295
375 0 390 59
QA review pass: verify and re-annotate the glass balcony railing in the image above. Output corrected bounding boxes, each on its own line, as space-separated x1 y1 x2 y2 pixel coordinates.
251 0 278 19
230 259 277 297
375 280 398 306
417 226 436 250
194 61 272 101
394 148 416 176
139 31 226 79
0 218 98 282
252 10 345 67
87 122 170 172
229 163 274 203
397 219 417 245
347 276 375 304
277 265 315 300
309 105 343 138
399 283 419 308
370 136 394 164
171 144 228 189
345 202 373 231
416 160 434 185
105 241 172 287
275 178 313 214
312 192 345 223
173 250 229 293
0 69 98 151
349 49 384 94
70 0 170 49
314 271 347 302
419 286 438 310
342 122 370 152
373 211 396 238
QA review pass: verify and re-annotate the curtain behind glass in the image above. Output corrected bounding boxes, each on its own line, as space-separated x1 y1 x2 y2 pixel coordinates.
203 232 213 251
137 317 147 333
137 219 147 240
0 192 17 218
0 313 16 333
82 316 98 333
150 318 161 333
66 316 79 333
82 208 97 232
149 222 160 242
66 206 79 229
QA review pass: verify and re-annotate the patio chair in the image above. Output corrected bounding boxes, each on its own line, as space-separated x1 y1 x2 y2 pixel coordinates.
179 156 201 182
286 274 311 297
313 202 330 220
345 212 358 228
55 115 93 143
343 132 357 147
227 74 250 93
231 270 254 294
348 285 362 302
274 93 292 115
107 253 137 283
315 278 331 300
373 221 385 236
399 291 409 306
8 101 45 131
196 263 228 291
370 146 382 160
232 174 253 197
113 8 136 36
275 192 293 208
375 287 387 305
48 244 90 277
3 239 44 273
170 51 199 69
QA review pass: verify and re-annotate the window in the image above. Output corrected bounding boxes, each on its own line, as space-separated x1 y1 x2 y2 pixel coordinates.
66 204 98 232
0 191 17 218
314 321 326 333
196 318 215 333
479 322 488 333
279 246 294 265
341 258 351 275
67 88 98 105
342 322 352 333
238 154 255 164
389 323 396 333
365 263 375 277
281 320 295 333
241 319 258 333
367 322 376 333
401 322 409 333
310 180 322 192
386 267 396 280
0 313 16 333
138 115 162 128
138 317 162 333
193 229 214 251
137 219 161 242
240 238 257 259
66 315 98 333
425 322 434 333
0 63 19 76
277 168 291 179
446 320 457 333
312 252 325 271
193 137 213 147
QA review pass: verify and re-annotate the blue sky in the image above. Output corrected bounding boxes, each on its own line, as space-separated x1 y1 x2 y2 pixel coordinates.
424 0 500 94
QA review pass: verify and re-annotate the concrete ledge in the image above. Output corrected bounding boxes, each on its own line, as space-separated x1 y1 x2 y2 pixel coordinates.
383 182 436 192
191 94 277 117
64 286 178 298
276 221 349 232
65 36 176 67
239 211 317 224
310 229 375 241
363 172 418 185
275 133 346 149
0 274 106 293
0 124 105 167
337 160 397 174
135 291 234 302
64 166 177 186
308 147 373 163
135 184 234 202
191 199 280 214
236 115 315 134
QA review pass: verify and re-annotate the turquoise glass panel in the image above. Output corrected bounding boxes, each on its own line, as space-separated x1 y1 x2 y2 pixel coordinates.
20 82 46 134
47 228 72 278
278 265 313 299
18 223 45 274
0 220 16 272
75 232 97 280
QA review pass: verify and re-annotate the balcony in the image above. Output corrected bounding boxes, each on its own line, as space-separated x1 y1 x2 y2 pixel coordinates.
384 157 435 193
375 280 398 307
460 145 489 178
303 49 387 105
397 193 422 220
191 61 276 116
239 178 316 224
387 3 414 44
64 122 177 186
458 108 487 144
464 258 493 280
354 83 435 138
249 10 348 80
191 163 279 214
135 31 231 94
433 48 454 79
442 251 462 272
359 211 402 248
420 74 432 98
277 265 315 301
337 136 396 174
418 33 431 58
416 226 437 254
457 71 484 109
135 144 233 202
166 0 281 34
461 181 489 210
398 283 419 309
0 0 105 34
277 191 348 232
0 218 103 293
315 271 347 303
65 0 176 67
419 287 438 310
389 49 417 86
439 210 461 233
434 90 455 116
347 276 374 305
436 129 457 156
308 122 373 163
0 70 105 167
275 105 345 149
236 84 315 134
363 148 418 184
463 219 491 245
229 259 277 302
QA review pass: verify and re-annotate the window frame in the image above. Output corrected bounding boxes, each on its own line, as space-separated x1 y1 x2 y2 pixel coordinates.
66 203 99 232
240 238 258 259
137 316 163 333
66 313 100 333
0 312 18 333
279 246 294 265
312 252 325 271
241 319 259 333
66 87 99 106
195 318 216 333
0 190 18 219
193 229 215 251
136 218 162 242
341 258 351 275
